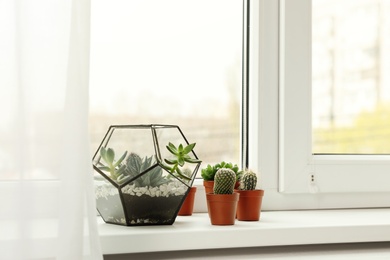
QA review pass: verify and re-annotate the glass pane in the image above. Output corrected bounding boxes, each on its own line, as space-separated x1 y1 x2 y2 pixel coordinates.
312 0 390 154
89 0 243 170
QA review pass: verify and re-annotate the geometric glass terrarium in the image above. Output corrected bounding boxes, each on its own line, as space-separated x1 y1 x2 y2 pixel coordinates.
92 124 201 226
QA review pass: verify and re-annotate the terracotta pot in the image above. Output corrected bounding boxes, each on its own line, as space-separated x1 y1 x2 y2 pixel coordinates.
206 192 239 225
178 187 197 216
203 180 214 194
236 189 264 221
203 181 214 216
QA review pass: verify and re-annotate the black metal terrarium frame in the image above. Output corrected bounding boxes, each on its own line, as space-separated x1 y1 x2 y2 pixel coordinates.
92 124 201 226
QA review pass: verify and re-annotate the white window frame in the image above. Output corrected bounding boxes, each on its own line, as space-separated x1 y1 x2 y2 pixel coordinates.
251 0 390 210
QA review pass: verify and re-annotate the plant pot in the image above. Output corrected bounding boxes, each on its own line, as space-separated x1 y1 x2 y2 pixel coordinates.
206 192 239 225
203 180 214 194
178 187 197 216
236 189 264 221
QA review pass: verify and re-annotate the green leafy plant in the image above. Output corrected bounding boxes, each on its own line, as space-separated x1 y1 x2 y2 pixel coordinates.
125 152 170 187
239 169 257 190
98 147 170 186
201 161 242 181
98 147 128 183
213 168 236 194
163 142 201 181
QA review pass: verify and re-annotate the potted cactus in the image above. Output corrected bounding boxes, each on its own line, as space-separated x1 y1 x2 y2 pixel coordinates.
206 168 240 225
92 124 201 226
201 161 242 194
235 169 264 221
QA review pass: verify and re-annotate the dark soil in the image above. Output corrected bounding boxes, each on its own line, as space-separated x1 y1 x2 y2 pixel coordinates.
122 194 184 225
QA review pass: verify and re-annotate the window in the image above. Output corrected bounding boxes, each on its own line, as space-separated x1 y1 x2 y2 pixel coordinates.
276 0 390 208
312 0 390 154
89 0 244 171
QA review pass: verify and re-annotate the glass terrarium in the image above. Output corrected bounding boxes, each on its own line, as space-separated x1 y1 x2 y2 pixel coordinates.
92 124 201 226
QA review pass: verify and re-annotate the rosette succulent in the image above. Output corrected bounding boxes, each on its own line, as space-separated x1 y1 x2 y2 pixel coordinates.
163 142 201 181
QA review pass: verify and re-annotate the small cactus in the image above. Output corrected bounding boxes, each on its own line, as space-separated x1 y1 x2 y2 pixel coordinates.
213 168 236 194
239 169 257 190
201 161 242 181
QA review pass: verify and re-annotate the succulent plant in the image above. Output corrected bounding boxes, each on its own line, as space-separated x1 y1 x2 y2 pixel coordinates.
163 142 201 181
239 169 257 190
201 161 242 181
125 152 171 187
213 168 236 194
98 147 170 187
98 147 128 183
98 142 200 187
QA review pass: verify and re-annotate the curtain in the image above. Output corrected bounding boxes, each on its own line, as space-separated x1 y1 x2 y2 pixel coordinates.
0 0 103 259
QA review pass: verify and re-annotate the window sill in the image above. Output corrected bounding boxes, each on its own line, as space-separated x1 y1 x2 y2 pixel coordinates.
98 208 390 255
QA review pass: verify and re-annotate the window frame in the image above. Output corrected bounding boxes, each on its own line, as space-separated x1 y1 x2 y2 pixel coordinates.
249 0 390 210
88 0 390 212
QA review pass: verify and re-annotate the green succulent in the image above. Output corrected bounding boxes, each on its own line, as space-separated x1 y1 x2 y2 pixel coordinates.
163 142 201 181
125 152 170 187
201 161 242 181
213 168 236 194
98 147 128 183
239 169 258 190
98 147 170 187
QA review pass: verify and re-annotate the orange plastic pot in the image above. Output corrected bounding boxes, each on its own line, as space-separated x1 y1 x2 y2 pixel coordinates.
203 180 214 194
203 180 238 216
206 192 239 225
236 189 264 221
178 187 197 216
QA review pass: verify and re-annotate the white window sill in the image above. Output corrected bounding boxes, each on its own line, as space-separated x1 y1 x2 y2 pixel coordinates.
1 208 389 258
98 208 390 255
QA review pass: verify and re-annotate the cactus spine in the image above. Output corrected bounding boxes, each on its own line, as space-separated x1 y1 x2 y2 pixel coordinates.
213 168 236 194
239 170 257 190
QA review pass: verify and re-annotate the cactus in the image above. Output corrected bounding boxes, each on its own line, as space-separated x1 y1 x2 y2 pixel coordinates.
213 168 236 194
201 161 242 181
239 169 258 190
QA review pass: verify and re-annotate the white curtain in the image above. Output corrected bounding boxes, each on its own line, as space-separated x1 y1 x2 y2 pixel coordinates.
0 0 103 259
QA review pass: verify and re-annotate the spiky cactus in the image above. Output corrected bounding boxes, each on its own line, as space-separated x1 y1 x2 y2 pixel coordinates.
239 170 257 190
213 168 236 194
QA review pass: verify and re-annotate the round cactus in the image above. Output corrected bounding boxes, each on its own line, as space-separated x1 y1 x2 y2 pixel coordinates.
239 170 257 190
213 168 236 194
